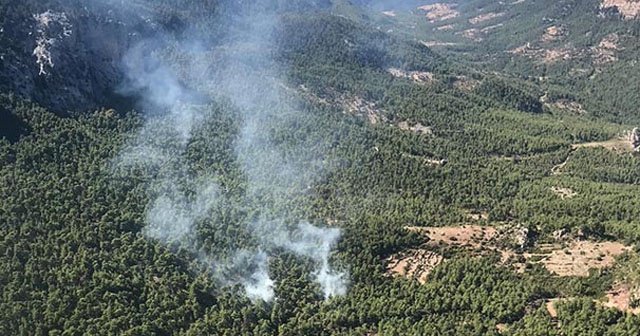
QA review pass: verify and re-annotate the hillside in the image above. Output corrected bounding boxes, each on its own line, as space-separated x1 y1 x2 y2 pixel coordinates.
2 0 640 335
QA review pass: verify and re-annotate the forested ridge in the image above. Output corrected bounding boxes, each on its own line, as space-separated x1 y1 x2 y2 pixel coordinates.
2 0 640 335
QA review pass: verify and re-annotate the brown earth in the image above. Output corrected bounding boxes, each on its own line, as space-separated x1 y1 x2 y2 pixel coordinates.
408 225 500 247
387 68 435 84
389 225 630 280
541 25 566 42
297 85 387 124
481 23 504 33
436 24 455 31
397 121 433 135
527 241 630 277
571 135 634 152
601 0 640 19
386 249 444 283
550 99 587 115
459 28 483 41
550 186 577 199
418 3 460 22
452 76 480 91
469 12 505 24
602 284 640 314
508 43 580 64
401 153 446 166
420 40 459 47
591 33 620 67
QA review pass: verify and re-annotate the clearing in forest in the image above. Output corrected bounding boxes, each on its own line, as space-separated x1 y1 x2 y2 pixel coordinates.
571 135 633 152
418 3 459 22
387 225 631 282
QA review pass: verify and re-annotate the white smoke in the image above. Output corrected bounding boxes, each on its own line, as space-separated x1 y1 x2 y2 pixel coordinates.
110 1 348 301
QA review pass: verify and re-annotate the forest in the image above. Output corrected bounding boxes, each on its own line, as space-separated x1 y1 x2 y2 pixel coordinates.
2 0 640 335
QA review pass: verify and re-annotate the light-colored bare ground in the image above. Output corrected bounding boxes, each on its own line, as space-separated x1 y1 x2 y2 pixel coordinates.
436 24 455 31
551 156 570 175
481 23 503 33
547 292 640 317
397 121 433 135
386 249 444 283
541 25 565 42
420 40 459 47
527 241 630 276
466 211 489 221
401 153 446 166
601 0 640 19
571 135 634 152
602 284 640 314
387 68 435 84
458 28 483 41
508 43 580 64
418 3 460 22
591 33 620 67
511 0 526 4
469 12 505 24
452 76 480 91
402 225 630 277
382 11 396 17
550 99 587 115
546 299 559 317
408 225 500 247
550 186 577 199
341 95 386 124
297 85 387 125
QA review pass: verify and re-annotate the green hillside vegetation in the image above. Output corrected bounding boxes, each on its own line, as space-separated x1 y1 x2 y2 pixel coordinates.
2 0 640 334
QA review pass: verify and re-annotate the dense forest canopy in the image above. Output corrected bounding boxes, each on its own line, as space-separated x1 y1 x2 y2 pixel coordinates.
2 0 640 335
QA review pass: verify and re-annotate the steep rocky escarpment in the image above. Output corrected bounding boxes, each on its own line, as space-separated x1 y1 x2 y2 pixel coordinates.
0 2 166 114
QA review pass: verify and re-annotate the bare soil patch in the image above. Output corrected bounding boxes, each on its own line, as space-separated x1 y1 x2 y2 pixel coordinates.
571 134 634 152
386 249 444 283
381 11 396 17
527 240 630 277
297 85 387 125
469 12 505 25
392 225 631 279
546 298 560 317
387 68 435 84
452 76 480 91
408 225 500 247
602 284 640 314
601 0 640 19
481 23 504 33
418 3 460 22
458 28 483 41
397 121 433 135
550 99 587 115
401 153 446 166
550 186 577 199
508 43 580 63
466 211 489 221
541 25 566 42
436 24 455 31
591 33 620 67
420 40 459 47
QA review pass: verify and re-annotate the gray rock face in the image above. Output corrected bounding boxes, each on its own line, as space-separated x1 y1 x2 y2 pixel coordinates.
0 3 154 114
632 127 640 152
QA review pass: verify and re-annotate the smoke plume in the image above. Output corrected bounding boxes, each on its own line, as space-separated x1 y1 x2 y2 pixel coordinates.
110 1 347 301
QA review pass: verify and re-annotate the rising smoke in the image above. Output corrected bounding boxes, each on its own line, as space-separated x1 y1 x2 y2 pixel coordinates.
110 1 347 301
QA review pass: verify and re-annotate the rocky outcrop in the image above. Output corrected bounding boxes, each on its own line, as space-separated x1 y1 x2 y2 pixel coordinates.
631 127 640 152
0 2 161 114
